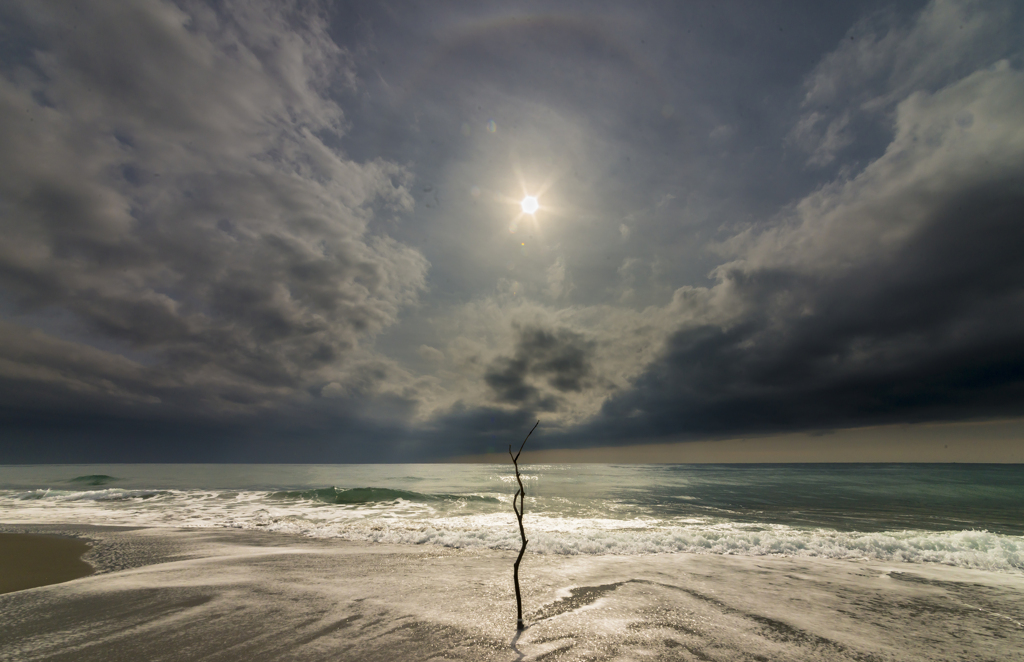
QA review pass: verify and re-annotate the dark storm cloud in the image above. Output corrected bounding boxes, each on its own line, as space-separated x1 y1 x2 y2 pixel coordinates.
408 405 540 459
593 213 1024 441
577 66 1024 445
484 325 595 409
0 405 415 463
0 0 427 424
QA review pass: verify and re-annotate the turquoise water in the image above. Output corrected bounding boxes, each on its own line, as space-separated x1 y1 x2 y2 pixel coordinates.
1 464 1021 571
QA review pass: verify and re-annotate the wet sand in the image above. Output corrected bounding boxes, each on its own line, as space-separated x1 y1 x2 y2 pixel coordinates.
0 524 1021 661
0 532 93 594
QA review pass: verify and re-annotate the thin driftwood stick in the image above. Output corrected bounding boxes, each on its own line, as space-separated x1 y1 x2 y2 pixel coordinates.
510 420 539 631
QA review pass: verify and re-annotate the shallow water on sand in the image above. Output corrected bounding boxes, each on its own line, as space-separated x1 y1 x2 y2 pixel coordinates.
1 525 1021 662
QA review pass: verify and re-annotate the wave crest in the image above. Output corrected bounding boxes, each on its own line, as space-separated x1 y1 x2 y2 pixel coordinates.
13 488 169 501
69 475 118 486
269 486 499 505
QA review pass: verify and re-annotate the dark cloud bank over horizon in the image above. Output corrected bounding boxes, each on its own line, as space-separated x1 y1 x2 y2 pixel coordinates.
1 0 1022 462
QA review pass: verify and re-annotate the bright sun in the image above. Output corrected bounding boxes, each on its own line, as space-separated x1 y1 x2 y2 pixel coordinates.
520 196 539 215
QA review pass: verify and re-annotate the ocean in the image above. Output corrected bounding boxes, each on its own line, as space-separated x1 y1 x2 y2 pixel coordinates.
3 463 1024 660
1 463 1021 573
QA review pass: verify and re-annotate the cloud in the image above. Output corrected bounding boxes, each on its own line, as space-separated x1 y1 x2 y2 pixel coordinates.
0 0 427 420
484 325 595 413
1 1 1021 461
802 0 1015 110
0 321 162 411
708 124 735 141
545 255 572 299
417 344 445 362
791 0 1019 166
742 61 1024 274
411 290 688 430
790 111 852 166
584 58 1024 443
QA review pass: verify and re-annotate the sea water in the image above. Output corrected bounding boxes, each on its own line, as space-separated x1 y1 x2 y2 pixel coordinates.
1 463 1021 573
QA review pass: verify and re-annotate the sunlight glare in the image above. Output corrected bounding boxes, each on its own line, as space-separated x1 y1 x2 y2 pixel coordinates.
521 196 539 215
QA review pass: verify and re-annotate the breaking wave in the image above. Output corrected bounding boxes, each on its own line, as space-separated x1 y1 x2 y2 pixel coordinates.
11 488 170 501
231 513 1024 573
69 475 118 486
269 486 499 505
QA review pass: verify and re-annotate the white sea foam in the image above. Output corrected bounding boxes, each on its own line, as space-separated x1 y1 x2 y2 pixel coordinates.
228 515 1023 573
13 488 172 501
3 487 1020 574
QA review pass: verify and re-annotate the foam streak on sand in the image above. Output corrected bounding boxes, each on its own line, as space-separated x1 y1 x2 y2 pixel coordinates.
0 525 1022 662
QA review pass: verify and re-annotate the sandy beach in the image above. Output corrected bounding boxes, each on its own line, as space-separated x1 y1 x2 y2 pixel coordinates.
1 523 1021 661
0 532 93 595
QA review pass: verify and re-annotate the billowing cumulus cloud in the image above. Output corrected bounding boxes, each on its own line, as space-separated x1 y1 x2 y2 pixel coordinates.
0 0 427 424
0 0 1022 461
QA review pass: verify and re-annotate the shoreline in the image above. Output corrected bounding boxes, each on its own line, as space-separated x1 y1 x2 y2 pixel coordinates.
0 532 94 595
1 523 1021 661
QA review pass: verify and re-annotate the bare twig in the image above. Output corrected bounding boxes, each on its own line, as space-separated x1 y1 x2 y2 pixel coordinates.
509 420 539 631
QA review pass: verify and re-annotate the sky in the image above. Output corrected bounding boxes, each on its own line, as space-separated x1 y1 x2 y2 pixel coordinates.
0 0 1022 463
